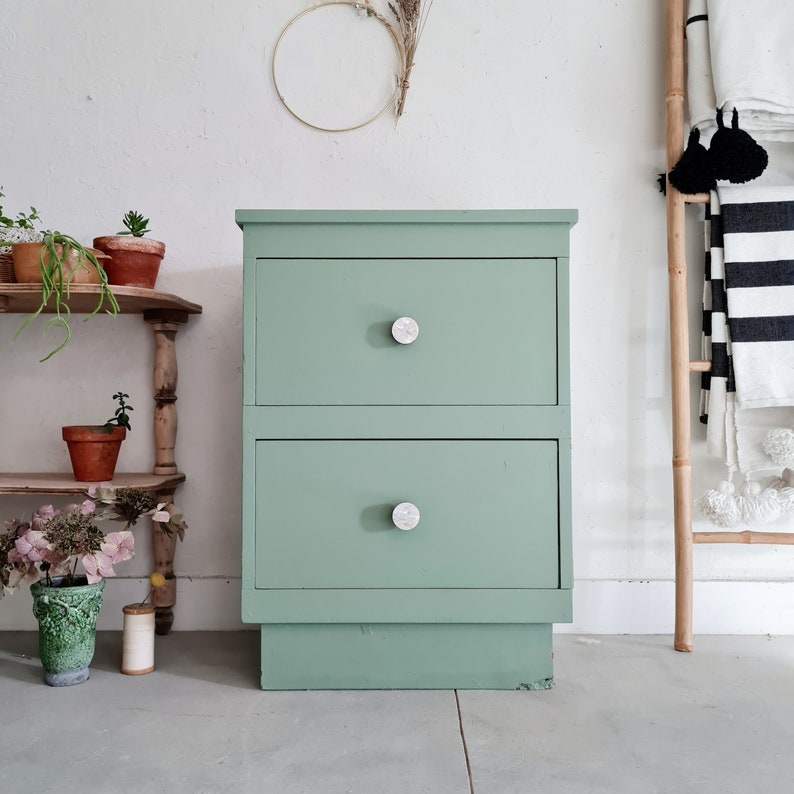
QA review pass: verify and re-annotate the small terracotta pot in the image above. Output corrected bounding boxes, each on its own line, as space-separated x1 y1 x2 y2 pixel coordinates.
12 242 110 285
92 236 165 289
62 425 127 481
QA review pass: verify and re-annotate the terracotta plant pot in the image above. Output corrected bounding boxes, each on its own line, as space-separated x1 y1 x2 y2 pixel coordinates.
1 227 43 283
62 425 127 481
92 236 165 289
11 242 109 285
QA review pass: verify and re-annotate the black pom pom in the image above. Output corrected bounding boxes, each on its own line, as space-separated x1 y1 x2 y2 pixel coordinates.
657 173 667 195
709 108 768 183
668 127 716 194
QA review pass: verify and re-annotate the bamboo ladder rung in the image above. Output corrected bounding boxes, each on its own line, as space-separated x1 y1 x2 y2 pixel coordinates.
681 193 710 204
689 360 712 372
694 531 794 545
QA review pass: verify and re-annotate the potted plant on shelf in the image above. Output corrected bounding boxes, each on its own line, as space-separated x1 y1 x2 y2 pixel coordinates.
0 485 187 686
93 210 165 289
0 186 43 283
12 230 119 361
62 392 134 482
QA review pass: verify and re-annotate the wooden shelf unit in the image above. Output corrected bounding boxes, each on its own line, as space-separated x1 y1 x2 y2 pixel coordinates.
0 472 186 495
0 283 201 315
0 282 202 634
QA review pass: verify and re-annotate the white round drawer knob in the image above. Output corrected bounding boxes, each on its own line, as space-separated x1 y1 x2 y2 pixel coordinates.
392 502 420 531
391 317 419 345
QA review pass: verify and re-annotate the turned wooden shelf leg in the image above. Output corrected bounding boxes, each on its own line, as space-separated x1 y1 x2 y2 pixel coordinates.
144 309 189 635
152 486 178 635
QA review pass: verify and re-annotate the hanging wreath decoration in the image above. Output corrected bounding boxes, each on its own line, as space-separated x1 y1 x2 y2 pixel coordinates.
272 0 433 132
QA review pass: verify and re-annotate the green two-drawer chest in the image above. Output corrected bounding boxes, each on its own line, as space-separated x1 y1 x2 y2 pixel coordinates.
237 210 577 690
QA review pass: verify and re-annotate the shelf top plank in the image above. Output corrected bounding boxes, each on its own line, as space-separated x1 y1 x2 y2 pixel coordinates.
0 472 186 495
0 284 202 316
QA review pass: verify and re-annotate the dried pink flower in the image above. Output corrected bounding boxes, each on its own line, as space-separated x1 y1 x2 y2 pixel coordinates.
2 487 185 596
15 530 52 563
101 531 135 565
82 552 117 585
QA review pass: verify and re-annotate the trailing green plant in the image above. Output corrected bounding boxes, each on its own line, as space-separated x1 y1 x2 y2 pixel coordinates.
105 392 133 430
118 210 150 237
14 231 120 362
0 185 41 230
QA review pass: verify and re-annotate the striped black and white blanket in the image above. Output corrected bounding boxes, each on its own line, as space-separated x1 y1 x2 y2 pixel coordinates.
701 185 794 474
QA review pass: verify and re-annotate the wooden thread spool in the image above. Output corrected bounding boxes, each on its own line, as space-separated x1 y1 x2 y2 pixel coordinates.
121 604 156 675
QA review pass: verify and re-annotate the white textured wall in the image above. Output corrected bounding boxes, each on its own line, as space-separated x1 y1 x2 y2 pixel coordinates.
1 1 793 633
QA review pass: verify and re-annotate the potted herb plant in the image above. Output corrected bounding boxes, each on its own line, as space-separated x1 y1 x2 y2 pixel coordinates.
0 485 187 686
0 185 43 283
93 210 165 289
62 392 134 482
12 230 119 361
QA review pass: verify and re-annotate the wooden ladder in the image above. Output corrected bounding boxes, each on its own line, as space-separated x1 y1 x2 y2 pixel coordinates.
664 0 794 652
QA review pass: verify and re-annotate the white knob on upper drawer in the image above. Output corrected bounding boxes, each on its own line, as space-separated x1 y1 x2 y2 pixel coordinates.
391 317 419 345
392 502 420 530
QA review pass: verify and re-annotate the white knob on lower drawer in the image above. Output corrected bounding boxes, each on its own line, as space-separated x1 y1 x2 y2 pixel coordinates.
391 317 419 344
392 502 420 531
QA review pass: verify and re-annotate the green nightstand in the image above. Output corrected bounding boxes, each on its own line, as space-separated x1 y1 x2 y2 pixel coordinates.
237 210 577 689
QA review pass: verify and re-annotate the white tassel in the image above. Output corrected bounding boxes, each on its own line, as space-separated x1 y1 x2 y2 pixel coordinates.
735 479 782 526
696 480 741 527
763 427 794 469
763 474 794 515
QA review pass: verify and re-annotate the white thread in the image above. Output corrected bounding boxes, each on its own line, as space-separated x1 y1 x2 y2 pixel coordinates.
121 605 155 675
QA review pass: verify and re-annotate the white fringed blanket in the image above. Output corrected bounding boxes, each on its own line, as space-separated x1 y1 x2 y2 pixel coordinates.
686 0 794 141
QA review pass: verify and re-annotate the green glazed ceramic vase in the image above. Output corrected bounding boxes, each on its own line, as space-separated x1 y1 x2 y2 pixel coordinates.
31 575 105 686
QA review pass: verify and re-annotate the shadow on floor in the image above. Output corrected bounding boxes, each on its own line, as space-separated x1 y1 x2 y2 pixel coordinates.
0 630 262 690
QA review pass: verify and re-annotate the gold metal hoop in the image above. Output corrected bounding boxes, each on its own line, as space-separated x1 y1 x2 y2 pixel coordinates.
272 1 401 133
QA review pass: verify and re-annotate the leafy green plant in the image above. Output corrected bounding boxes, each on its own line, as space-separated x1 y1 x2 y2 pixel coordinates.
14 231 120 361
0 185 41 230
105 392 133 430
118 210 150 237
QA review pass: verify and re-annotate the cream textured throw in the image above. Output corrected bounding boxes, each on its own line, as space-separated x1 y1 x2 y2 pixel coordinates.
686 0 794 141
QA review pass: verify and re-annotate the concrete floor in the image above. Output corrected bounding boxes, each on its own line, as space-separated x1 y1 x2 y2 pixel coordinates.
1 633 794 793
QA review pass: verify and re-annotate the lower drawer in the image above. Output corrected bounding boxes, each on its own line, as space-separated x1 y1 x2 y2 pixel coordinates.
254 440 560 590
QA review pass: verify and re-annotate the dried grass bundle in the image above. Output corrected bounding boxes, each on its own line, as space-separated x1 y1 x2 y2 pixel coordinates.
357 0 433 120
388 0 433 118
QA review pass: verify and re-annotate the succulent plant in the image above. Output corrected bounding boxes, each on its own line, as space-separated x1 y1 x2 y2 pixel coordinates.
0 185 41 230
118 210 150 237
105 392 134 430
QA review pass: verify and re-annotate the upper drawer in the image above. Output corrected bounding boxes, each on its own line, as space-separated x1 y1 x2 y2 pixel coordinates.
254 258 558 405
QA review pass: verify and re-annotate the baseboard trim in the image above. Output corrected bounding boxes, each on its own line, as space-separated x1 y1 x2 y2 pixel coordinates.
557 579 794 635
0 577 250 632
2 578 793 634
